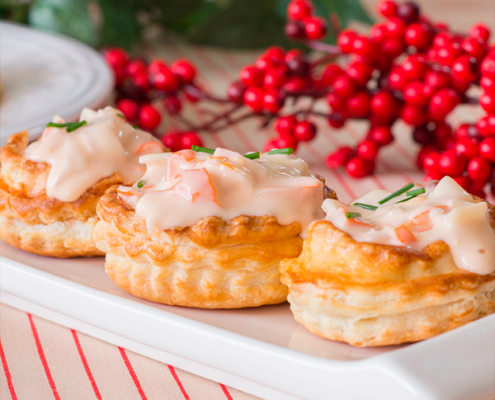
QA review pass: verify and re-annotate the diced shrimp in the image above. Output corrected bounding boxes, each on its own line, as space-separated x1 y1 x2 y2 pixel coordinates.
347 219 376 229
170 168 218 204
135 141 164 156
395 225 417 244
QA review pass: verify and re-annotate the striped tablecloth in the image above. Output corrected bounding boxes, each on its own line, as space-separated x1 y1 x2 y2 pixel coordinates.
2 0 495 398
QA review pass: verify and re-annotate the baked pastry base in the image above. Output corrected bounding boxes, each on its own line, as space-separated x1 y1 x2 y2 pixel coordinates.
281 220 495 347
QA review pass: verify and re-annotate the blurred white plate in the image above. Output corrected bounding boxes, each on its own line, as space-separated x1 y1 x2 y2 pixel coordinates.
0 21 113 142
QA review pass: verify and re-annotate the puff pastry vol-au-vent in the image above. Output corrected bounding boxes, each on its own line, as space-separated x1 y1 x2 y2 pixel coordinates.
94 147 335 309
0 107 165 258
281 177 495 347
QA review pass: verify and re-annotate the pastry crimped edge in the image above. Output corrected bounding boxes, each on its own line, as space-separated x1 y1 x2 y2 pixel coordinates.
94 184 335 309
0 131 121 257
280 203 495 347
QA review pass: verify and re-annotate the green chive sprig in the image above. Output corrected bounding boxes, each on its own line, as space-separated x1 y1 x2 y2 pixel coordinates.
47 120 87 133
267 148 294 155
378 183 414 205
405 188 425 197
137 180 145 189
132 124 138 129
192 145 215 154
244 152 260 159
353 203 378 211
117 113 125 118
345 212 362 219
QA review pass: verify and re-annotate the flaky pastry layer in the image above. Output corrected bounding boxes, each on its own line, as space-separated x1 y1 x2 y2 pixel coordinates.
94 185 315 308
280 220 495 347
0 131 121 257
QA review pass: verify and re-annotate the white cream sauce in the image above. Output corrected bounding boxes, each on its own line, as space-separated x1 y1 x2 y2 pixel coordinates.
25 107 164 202
118 148 325 236
322 177 495 275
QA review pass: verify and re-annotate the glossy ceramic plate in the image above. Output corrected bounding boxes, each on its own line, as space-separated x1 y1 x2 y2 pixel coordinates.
0 240 494 400
0 21 113 142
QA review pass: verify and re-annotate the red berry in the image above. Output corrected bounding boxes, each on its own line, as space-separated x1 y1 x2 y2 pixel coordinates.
371 24 388 43
264 138 280 153
326 92 346 111
184 84 203 103
404 81 428 107
148 60 168 76
451 55 478 83
385 17 406 38
116 99 139 121
283 77 307 92
480 93 495 114
424 70 451 93
104 48 128 70
381 37 407 58
161 132 182 152
263 67 287 88
347 91 370 118
424 170 445 181
434 122 454 147
287 55 309 76
452 175 472 192
170 59 197 83
346 61 373 87
401 104 427 126
377 0 397 18
405 23 433 50
397 1 420 24
227 81 247 104
265 46 286 63
428 88 460 121
262 89 284 113
138 104 161 131
285 20 306 39
285 49 304 63
326 147 354 168
275 115 298 136
467 157 492 181
454 137 479 159
417 145 436 169
333 75 356 98
369 126 394 146
133 73 151 91
338 30 357 54
240 65 263 87
351 36 376 58
481 56 495 79
469 23 490 42
255 55 276 71
436 44 462 67
462 37 487 60
277 135 298 151
322 64 344 85
328 114 347 128
346 156 374 178
480 76 495 94
294 121 317 142
388 68 409 91
413 125 435 145
371 91 399 118
163 96 182 115
477 115 495 136
438 150 467 175
304 16 327 40
153 68 180 92
126 59 147 77
357 140 379 160
479 137 495 162
287 0 313 20
402 55 427 80
180 132 203 150
244 87 264 112
423 151 441 172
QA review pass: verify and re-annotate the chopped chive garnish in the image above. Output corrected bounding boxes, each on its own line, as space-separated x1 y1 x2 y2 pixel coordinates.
267 148 294 155
117 113 125 118
396 196 416 203
192 145 215 154
378 183 414 205
345 212 362 219
353 203 378 211
137 180 145 189
405 188 425 197
47 121 87 133
243 152 260 159
66 120 87 132
132 124 138 129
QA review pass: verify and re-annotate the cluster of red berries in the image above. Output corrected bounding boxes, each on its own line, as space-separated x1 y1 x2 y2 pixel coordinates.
103 48 204 151
284 0 327 41
102 0 495 197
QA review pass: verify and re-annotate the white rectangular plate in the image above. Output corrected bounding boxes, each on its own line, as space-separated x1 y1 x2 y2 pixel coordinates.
1 240 494 400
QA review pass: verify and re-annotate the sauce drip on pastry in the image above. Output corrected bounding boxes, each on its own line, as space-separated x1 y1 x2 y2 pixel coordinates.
118 148 325 236
322 176 495 275
24 107 164 202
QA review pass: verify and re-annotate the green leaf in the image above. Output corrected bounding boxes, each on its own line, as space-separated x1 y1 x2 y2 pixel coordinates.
98 0 141 50
28 0 98 46
186 0 306 50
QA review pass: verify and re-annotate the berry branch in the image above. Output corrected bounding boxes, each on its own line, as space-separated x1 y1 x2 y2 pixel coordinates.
103 0 495 198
